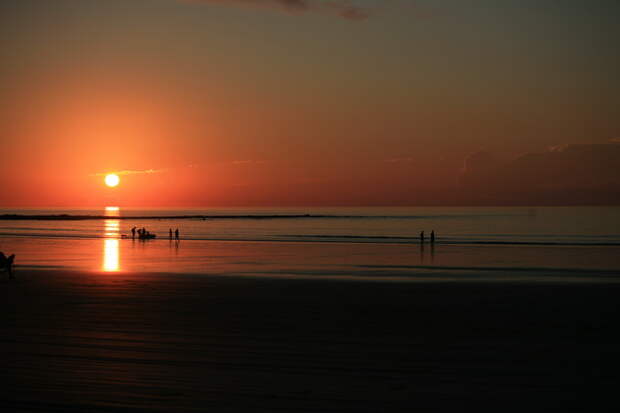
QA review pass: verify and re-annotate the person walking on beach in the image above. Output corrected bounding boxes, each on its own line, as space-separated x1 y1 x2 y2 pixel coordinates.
420 231 425 244
0 252 15 279
175 228 179 241
430 230 435 244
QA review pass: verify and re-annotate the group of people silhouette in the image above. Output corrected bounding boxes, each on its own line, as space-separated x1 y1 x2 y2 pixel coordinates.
130 226 178 240
419 230 435 244
131 226 154 239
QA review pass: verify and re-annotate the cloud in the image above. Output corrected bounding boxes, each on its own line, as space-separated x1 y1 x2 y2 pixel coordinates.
183 0 372 20
91 168 167 177
459 151 501 186
384 157 413 163
459 143 620 204
231 160 267 165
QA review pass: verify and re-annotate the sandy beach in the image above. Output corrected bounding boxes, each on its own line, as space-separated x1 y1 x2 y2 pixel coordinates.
2 269 619 412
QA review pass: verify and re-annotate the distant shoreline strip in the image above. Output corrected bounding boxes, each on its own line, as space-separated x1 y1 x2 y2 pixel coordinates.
0 214 489 221
0 214 331 221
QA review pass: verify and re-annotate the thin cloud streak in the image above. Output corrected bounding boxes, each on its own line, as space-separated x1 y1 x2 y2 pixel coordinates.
183 0 373 20
91 169 167 177
384 157 413 163
231 160 267 165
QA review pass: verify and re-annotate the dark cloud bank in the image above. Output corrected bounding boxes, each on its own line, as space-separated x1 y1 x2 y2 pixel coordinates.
457 143 620 205
250 144 620 206
185 0 371 20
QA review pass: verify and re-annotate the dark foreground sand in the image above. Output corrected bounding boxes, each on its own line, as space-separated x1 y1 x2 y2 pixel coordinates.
2 270 619 412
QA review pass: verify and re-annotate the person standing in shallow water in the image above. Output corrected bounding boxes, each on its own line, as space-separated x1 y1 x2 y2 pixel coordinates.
175 228 179 240
420 231 424 244
430 230 435 244
169 228 173 239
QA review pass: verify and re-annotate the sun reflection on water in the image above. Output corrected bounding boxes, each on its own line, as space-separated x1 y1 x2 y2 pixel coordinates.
104 220 120 237
102 206 120 272
103 239 120 271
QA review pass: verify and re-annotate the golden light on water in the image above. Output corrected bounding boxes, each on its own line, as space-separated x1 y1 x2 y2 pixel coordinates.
102 206 120 272
104 219 120 237
103 239 120 272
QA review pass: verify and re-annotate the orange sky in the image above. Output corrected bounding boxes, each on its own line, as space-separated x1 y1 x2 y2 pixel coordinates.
1 0 619 206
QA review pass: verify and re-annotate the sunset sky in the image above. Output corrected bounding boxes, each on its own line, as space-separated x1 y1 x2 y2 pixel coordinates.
1 0 619 206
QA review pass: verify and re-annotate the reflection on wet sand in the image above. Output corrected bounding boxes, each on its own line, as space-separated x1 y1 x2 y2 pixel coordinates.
103 207 120 272
419 243 436 265
103 239 119 271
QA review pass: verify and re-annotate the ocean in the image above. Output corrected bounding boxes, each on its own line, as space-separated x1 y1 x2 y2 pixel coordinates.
1 206 619 281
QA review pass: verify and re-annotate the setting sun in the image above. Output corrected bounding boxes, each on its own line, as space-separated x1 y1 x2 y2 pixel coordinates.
104 174 120 187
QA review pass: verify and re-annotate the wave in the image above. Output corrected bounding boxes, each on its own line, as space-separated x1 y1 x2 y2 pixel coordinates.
1 231 619 246
357 264 620 276
279 234 620 246
236 265 620 281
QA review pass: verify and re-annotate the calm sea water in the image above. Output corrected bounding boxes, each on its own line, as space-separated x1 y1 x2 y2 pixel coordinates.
1 207 619 281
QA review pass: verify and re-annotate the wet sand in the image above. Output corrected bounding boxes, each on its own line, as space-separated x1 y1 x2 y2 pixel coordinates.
2 270 619 411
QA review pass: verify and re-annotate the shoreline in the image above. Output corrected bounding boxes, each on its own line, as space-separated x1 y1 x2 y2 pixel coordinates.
9 264 620 284
3 236 619 284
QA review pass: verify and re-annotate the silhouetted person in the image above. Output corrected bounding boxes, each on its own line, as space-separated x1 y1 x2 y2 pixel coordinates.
169 228 173 239
420 231 424 244
175 228 179 240
1 252 15 279
131 226 136 239
430 230 435 244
